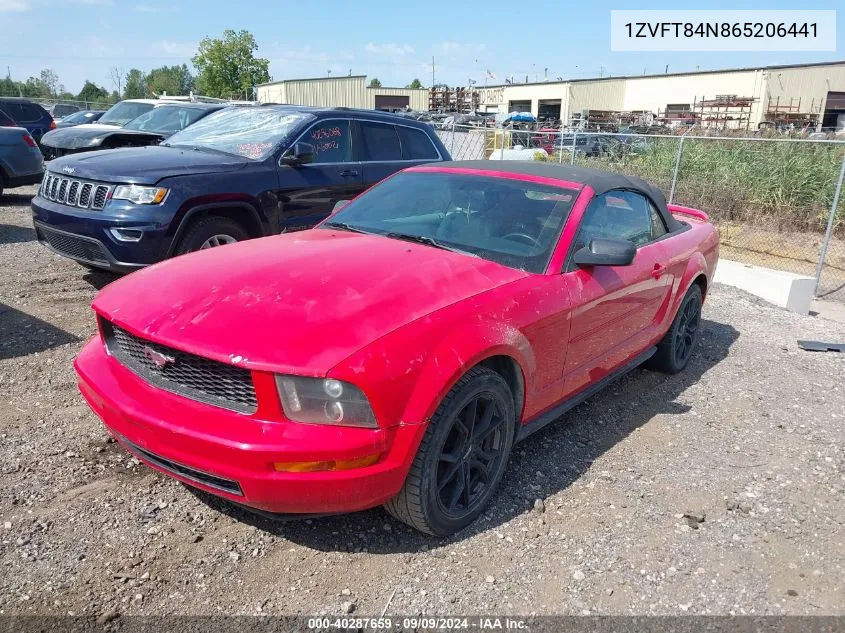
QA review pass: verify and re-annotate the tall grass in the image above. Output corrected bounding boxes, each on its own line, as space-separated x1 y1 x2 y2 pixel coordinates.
584 137 845 234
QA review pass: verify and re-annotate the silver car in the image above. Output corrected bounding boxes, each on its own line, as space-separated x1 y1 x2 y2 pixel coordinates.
0 126 44 198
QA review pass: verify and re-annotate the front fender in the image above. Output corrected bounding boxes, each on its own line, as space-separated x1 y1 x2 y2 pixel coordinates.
402 320 534 426
329 317 534 430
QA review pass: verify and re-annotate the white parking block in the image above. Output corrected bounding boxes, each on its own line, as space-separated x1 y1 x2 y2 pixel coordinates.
713 259 815 315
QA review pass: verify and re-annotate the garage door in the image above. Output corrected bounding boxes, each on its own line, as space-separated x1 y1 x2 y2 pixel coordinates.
825 91 845 109
374 95 410 110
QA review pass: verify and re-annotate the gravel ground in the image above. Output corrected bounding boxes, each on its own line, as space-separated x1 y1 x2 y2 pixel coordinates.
1 185 844 618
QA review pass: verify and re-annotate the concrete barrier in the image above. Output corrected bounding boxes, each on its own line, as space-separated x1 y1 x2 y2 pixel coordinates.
713 259 815 315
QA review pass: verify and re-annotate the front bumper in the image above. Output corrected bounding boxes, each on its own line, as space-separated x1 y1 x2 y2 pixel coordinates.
74 338 421 515
32 194 175 272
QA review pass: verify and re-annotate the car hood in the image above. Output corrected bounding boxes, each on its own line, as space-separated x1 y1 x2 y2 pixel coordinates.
46 146 249 184
92 230 528 374
41 124 124 149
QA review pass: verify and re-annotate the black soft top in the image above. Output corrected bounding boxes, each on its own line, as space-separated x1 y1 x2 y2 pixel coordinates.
432 161 684 232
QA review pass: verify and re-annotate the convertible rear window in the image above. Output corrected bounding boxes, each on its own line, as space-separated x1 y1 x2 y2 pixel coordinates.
325 171 580 273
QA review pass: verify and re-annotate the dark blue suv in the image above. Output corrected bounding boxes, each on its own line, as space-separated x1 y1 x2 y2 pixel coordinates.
32 106 450 272
0 98 55 144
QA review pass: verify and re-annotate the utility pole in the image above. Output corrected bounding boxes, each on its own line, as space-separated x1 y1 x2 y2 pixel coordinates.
431 56 435 88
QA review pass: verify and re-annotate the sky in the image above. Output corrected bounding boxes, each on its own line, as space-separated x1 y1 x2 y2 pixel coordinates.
0 0 842 94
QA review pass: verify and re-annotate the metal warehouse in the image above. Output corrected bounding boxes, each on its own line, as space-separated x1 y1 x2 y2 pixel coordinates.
473 60 845 130
256 75 428 112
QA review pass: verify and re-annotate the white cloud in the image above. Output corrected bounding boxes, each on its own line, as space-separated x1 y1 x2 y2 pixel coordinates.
435 41 487 58
365 42 415 57
151 40 197 58
0 0 30 11
70 0 113 4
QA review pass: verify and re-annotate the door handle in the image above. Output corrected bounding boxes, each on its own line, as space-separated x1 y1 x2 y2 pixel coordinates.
651 263 667 279
339 169 359 177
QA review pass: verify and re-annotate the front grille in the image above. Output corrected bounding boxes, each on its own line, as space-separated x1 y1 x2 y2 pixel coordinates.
101 320 258 415
40 172 112 210
79 183 92 207
37 225 109 264
116 433 243 496
67 181 79 206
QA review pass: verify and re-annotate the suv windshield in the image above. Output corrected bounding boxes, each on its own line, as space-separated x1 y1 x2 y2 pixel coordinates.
52 104 78 118
324 171 579 273
124 105 213 134
99 101 155 126
165 108 313 160
60 111 96 125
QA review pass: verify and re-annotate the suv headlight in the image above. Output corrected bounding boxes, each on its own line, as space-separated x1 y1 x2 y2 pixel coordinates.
275 375 377 428
112 185 168 205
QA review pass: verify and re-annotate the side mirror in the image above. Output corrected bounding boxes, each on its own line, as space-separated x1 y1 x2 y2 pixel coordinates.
332 200 350 212
572 238 636 267
282 142 315 166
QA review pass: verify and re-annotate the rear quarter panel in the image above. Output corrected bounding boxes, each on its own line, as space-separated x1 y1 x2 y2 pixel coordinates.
661 216 719 319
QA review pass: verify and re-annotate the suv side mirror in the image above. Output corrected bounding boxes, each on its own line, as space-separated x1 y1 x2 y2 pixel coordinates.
572 238 636 267
282 142 315 166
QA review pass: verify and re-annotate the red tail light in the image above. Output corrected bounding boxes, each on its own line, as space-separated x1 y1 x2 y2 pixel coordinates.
22 133 37 148
50 120 57 130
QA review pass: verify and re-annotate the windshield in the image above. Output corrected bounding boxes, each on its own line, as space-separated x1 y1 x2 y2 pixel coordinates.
124 105 214 134
60 111 90 124
324 171 579 273
165 108 313 160
99 102 155 126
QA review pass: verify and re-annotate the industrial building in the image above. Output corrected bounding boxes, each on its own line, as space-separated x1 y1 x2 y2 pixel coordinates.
476 60 845 130
256 75 428 112
256 61 845 131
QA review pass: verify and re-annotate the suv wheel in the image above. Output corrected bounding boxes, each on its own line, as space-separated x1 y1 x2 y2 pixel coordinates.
174 216 249 255
384 366 516 536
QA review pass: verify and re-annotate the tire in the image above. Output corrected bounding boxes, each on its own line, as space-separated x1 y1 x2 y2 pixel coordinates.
173 216 250 256
384 366 516 536
647 284 703 374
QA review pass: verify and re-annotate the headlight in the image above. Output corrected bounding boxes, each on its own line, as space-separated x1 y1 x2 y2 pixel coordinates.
112 185 168 205
83 136 106 147
275 375 377 428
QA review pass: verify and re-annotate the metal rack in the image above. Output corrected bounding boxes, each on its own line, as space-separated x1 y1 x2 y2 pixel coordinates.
428 87 480 113
692 95 756 130
762 96 820 129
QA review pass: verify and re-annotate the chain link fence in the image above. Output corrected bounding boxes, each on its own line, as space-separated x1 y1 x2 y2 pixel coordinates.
436 124 845 302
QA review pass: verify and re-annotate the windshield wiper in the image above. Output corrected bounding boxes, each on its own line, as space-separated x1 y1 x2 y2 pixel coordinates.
323 221 371 234
384 232 477 256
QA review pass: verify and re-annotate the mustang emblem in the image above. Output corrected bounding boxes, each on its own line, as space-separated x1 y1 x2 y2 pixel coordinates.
142 346 175 369
61 166 75 175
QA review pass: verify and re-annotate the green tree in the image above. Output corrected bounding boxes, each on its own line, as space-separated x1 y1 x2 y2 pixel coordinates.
406 78 424 89
367 78 382 88
147 64 195 97
39 68 61 97
77 80 109 104
123 68 147 99
20 77 46 98
192 29 270 99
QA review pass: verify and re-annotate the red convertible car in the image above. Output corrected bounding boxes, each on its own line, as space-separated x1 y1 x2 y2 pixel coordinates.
74 162 719 536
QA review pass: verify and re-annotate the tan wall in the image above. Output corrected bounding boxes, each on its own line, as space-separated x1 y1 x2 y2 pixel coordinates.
763 65 845 116
256 77 427 110
567 79 626 119
622 70 765 124
275 76 368 107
